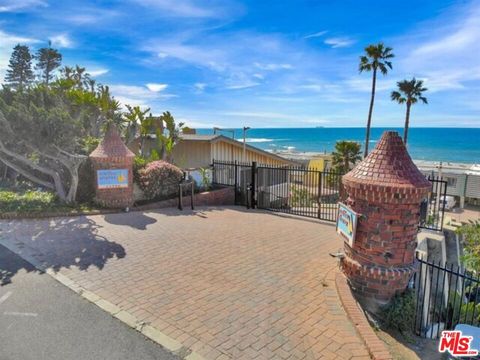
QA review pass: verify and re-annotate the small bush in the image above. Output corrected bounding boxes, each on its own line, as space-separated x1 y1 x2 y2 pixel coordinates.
290 186 315 207
138 160 183 200
198 167 211 191
133 155 148 184
382 289 415 335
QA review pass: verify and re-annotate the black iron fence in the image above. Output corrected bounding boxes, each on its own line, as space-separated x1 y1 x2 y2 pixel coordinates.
212 160 447 228
212 160 344 222
419 176 448 232
413 256 480 338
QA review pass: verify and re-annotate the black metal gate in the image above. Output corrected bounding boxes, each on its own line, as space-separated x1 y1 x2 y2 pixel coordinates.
212 160 343 222
419 176 448 232
212 160 447 228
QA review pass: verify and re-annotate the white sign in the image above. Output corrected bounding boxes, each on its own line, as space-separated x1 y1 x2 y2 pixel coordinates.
336 202 358 247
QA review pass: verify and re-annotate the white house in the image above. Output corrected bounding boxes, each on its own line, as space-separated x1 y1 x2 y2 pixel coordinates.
415 161 480 208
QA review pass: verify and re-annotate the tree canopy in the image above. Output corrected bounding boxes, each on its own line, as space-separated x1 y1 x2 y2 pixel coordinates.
35 41 62 85
391 78 428 144
331 140 362 174
359 42 394 157
458 220 480 273
4 44 35 90
0 44 184 204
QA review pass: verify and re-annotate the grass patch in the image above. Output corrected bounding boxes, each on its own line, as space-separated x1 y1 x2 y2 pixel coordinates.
0 188 97 215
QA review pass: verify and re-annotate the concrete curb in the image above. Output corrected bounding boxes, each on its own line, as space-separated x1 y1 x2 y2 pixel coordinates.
335 272 393 360
0 238 206 360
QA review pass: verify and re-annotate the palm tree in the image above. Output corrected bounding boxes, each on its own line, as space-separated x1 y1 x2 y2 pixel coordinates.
331 141 362 174
359 43 394 157
391 78 428 145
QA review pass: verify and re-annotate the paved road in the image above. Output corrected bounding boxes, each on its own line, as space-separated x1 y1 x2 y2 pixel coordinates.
0 245 179 360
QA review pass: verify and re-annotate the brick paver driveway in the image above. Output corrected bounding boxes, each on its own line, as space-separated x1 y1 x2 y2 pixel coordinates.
0 207 369 359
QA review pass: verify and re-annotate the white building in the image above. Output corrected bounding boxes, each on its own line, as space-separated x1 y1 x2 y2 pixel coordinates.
415 161 480 208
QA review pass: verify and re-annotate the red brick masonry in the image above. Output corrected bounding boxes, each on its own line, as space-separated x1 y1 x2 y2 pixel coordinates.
90 125 135 208
341 131 431 311
134 186 235 211
335 273 393 360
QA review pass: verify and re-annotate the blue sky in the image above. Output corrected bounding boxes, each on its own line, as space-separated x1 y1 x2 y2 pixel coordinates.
0 0 479 128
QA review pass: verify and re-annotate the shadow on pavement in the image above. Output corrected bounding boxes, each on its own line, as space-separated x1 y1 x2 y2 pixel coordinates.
0 216 125 286
104 212 157 230
0 244 38 286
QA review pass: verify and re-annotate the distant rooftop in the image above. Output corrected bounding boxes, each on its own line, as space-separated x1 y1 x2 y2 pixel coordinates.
178 134 219 141
415 160 480 176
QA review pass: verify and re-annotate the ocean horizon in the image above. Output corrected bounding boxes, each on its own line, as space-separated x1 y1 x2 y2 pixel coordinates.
197 127 480 164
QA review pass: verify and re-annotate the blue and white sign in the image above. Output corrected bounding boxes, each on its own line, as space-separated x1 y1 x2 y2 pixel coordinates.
97 169 129 189
336 202 358 247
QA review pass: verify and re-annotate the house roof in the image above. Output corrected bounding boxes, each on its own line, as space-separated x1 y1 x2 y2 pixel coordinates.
178 133 299 165
415 160 480 176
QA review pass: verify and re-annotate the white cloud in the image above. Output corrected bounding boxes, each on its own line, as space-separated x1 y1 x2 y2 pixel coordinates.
0 0 46 12
131 0 237 18
194 82 207 91
0 30 39 46
175 117 220 128
110 84 177 107
88 68 109 77
398 1 480 92
304 31 328 39
254 62 293 71
220 111 330 125
146 83 168 92
344 77 393 92
0 30 40 80
225 81 260 90
324 37 355 48
50 34 73 48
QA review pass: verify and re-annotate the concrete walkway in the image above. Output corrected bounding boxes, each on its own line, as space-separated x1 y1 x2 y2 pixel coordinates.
0 207 370 359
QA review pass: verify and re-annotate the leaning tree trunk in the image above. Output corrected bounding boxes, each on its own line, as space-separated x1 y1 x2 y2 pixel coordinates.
364 68 377 157
404 102 411 145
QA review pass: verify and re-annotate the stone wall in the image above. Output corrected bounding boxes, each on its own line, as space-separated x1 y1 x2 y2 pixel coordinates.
134 186 235 211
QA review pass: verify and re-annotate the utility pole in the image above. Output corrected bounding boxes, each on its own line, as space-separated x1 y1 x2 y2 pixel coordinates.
243 126 250 162
435 161 443 224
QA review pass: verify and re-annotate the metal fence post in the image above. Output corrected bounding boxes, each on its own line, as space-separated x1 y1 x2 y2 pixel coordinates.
234 160 238 205
251 161 257 209
190 181 194 210
212 159 216 184
178 183 183 210
317 171 322 219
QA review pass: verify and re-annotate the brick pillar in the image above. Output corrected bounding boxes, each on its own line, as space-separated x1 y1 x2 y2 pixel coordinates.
341 131 430 312
89 125 135 208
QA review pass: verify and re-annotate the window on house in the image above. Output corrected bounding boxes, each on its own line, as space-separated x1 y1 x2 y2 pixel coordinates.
445 177 457 187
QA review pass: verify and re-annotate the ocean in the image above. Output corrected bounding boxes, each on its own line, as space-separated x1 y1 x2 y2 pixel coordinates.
197 127 480 164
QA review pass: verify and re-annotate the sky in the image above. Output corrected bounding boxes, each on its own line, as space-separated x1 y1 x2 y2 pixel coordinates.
0 0 479 128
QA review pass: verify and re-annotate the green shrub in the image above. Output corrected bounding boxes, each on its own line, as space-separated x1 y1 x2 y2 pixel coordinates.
133 155 148 184
138 160 183 200
198 167 211 191
382 289 415 335
290 186 315 207
0 189 59 213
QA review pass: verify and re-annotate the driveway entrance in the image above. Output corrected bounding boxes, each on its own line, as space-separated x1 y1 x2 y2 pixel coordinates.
0 207 369 359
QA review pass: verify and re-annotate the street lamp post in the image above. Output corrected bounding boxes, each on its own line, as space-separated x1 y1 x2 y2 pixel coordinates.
243 126 250 162
213 127 235 139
